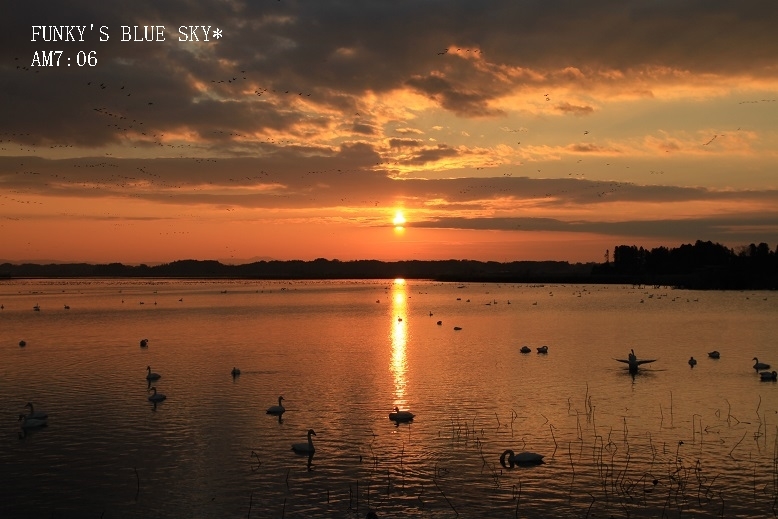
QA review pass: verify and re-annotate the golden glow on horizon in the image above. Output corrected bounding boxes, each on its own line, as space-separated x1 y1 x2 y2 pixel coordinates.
390 278 408 406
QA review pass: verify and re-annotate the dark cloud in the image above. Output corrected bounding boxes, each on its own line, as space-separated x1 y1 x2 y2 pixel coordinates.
408 215 778 245
4 1 778 147
555 102 594 116
402 145 460 166
388 138 423 149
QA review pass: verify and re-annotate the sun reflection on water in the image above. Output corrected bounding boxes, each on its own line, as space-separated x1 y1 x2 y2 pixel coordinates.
390 278 408 406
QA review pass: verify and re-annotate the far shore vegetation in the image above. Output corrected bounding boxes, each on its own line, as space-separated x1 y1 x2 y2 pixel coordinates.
1 240 776 289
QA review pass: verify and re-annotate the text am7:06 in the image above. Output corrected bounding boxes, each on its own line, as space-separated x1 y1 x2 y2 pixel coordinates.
31 51 97 67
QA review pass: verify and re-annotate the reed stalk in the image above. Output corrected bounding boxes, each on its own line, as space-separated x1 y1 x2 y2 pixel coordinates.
134 467 140 501
729 431 748 459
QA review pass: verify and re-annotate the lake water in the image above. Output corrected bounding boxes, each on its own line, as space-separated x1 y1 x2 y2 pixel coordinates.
1 279 777 518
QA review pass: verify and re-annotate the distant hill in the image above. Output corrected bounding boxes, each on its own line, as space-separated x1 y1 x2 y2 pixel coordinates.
1 240 776 289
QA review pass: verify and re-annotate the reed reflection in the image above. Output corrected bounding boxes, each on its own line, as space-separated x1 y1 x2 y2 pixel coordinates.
390 278 408 406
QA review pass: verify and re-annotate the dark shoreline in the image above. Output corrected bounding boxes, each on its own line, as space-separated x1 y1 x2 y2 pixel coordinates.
1 248 776 290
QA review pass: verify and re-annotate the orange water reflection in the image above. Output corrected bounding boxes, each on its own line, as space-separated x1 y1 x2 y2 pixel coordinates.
390 278 408 406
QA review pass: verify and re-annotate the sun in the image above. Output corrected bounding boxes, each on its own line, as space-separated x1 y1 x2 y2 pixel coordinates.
393 211 406 229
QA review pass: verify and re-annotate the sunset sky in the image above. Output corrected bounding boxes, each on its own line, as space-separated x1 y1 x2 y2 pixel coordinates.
2 1 777 264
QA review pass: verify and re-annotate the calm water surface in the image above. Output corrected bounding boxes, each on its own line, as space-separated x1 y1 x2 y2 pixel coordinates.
1 279 777 518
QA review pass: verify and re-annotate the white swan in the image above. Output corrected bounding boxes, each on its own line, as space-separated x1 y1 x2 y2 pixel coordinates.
500 450 545 468
24 402 48 420
688 357 697 367
146 366 161 381
267 396 285 415
537 345 548 354
389 406 415 422
19 413 47 429
760 371 778 381
292 429 316 454
147 386 167 402
753 357 770 371
140 338 148 348
520 346 531 353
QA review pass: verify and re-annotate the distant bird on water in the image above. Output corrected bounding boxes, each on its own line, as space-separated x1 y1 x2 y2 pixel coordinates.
146 366 161 381
147 386 166 402
753 358 770 371
537 345 548 354
19 340 26 347
231 367 241 377
292 429 316 454
500 450 545 468
520 346 531 353
19 413 48 429
389 406 414 423
24 402 48 420
760 371 777 381
140 338 148 348
708 351 720 359
688 357 697 368
267 396 285 415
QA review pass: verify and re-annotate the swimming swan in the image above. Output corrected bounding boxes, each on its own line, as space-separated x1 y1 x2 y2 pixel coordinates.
267 396 285 414
760 371 778 381
292 429 316 454
140 339 148 348
389 406 415 422
19 414 48 429
500 450 545 468
231 367 241 376
146 366 161 381
520 346 531 353
688 357 697 367
147 386 167 402
708 351 720 359
537 345 548 354
753 358 771 371
24 402 48 420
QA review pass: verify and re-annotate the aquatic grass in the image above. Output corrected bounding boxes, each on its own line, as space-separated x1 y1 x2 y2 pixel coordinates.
233 390 778 518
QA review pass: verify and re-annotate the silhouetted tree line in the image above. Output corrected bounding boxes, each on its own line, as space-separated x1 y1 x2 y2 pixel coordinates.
0 258 593 283
591 240 778 289
1 240 775 288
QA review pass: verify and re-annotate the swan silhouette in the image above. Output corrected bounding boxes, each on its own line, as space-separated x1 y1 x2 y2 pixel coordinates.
231 367 241 376
292 429 316 454
19 413 48 429
760 371 778 381
146 366 161 381
615 349 657 374
389 406 415 423
140 339 148 348
688 357 697 368
708 351 720 359
500 450 545 468
24 402 48 420
19 340 26 347
520 346 531 353
267 396 285 415
537 345 548 354
147 386 166 402
753 358 770 371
